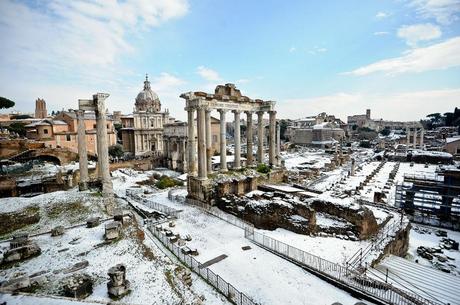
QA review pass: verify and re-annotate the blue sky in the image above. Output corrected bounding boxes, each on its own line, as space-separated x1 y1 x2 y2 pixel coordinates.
0 0 459 121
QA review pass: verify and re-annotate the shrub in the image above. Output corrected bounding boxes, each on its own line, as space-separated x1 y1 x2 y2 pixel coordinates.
256 163 270 174
155 176 183 189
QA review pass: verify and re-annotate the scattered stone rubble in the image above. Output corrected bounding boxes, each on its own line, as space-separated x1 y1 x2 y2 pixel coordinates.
107 264 130 298
62 273 93 299
1 233 41 265
51 225 65 236
105 221 122 241
86 216 100 228
414 226 459 274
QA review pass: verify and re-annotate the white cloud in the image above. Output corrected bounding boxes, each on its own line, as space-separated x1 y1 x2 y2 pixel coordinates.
308 46 328 55
289 46 297 53
397 23 442 46
374 31 390 36
376 11 390 19
0 0 189 74
196 66 222 82
409 0 460 24
279 89 460 121
345 36 460 75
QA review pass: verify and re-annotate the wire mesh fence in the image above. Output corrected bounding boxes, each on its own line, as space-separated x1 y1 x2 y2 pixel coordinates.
149 225 257 305
126 189 182 218
245 228 442 305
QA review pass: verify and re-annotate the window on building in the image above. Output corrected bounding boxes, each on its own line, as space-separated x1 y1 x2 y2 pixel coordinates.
212 135 217 143
151 120 154 127
66 134 71 141
44 129 48 134
93 124 96 129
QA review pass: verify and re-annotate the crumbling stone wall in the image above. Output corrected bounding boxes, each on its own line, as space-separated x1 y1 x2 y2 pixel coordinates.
218 194 316 235
0 206 40 236
309 199 379 239
371 223 411 267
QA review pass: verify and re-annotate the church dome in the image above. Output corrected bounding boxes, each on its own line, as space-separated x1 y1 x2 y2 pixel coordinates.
135 74 161 112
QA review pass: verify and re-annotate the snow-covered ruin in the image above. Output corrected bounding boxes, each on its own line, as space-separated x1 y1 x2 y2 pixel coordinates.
1 145 459 305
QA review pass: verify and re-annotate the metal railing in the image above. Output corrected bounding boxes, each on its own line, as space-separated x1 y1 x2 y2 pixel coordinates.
347 218 404 271
126 189 182 218
185 198 254 231
245 228 441 305
150 226 257 305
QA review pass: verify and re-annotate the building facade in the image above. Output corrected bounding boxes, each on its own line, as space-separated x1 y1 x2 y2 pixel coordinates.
288 113 346 147
121 76 173 156
25 111 116 155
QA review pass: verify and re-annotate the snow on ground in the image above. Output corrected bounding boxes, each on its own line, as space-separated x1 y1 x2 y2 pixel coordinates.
0 216 229 305
258 227 369 265
282 149 332 171
407 224 460 274
145 191 371 305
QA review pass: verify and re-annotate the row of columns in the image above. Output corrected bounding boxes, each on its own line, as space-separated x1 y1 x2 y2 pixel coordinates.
187 107 279 179
76 94 113 199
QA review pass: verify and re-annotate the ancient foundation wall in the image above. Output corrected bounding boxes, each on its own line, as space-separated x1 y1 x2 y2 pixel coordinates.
371 224 411 267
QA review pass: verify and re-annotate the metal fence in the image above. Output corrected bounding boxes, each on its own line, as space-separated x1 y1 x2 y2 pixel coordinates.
245 228 441 305
150 226 257 305
126 189 182 218
347 218 404 270
185 198 254 231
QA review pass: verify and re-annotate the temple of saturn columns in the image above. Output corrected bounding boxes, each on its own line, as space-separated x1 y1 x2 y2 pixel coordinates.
76 93 114 212
181 84 280 202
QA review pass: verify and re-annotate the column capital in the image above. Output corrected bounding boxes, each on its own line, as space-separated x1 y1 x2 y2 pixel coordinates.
217 108 228 114
74 109 85 118
257 110 264 117
268 110 277 115
245 110 254 115
232 110 241 114
185 106 196 112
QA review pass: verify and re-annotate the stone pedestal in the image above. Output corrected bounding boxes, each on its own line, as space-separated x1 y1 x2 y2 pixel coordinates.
107 264 130 298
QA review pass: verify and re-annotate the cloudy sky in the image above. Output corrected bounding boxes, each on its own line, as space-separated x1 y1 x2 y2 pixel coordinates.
0 0 459 121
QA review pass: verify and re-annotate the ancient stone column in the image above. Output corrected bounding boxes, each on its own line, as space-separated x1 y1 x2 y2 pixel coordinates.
205 109 212 173
245 111 253 167
233 110 241 169
257 111 264 164
351 158 356 176
75 109 89 191
413 128 417 148
406 127 410 149
269 111 276 166
276 120 281 166
218 109 227 172
93 93 113 198
187 108 197 175
197 106 207 179
420 128 424 149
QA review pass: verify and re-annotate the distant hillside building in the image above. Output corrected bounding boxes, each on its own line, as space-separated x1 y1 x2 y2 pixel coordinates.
288 113 345 147
35 98 47 119
347 109 421 131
